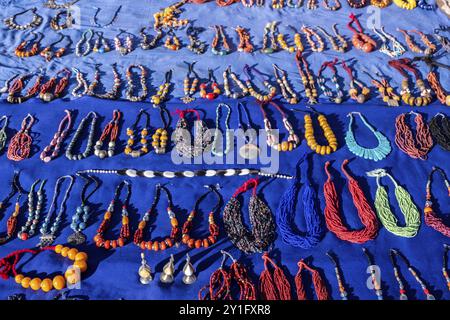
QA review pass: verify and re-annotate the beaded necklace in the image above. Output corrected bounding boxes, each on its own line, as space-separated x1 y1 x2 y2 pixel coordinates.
65 111 98 161
317 58 344 104
363 70 400 106
125 64 148 102
236 26 254 53
276 153 324 249
276 25 304 53
395 111 433 160
7 114 35 162
140 27 162 50
345 112 391 161
152 1 188 30
0 178 23 245
272 0 285 8
0 116 8 153
301 26 325 52
295 260 330 300
181 185 221 249
261 21 278 54
87 64 121 100
398 29 436 55
366 168 420 238
362 248 383 300
434 27 450 53
341 60 370 103
223 178 276 254
272 64 298 104
92 5 122 28
94 109 121 159
258 100 299 152
50 9 74 31
243 65 277 102
114 30 133 55
94 181 131 250
307 0 319 9
317 24 348 53
71 68 89 98
182 62 199 104
75 29 93 57
429 113 450 151
38 175 74 247
443 244 450 291
223 66 248 99
125 109 150 158
164 29 181 51
326 251 348 300
324 160 379 244
295 51 318 104
7 73 42 104
389 249 435 300
211 25 231 55
236 102 259 160
18 179 46 241
15 32 42 58
417 0 434 9
92 31 111 53
44 0 79 9
187 26 206 54
323 0 342 9
200 69 221 101
152 106 170 154
372 27 405 57
40 34 70 61
151 70 172 107
212 103 232 157
39 69 71 102
347 0 367 7
259 252 292 300
67 174 99 245
424 166 450 237
174 108 212 158
134 184 180 251
347 13 377 53
3 8 43 30
40 110 72 163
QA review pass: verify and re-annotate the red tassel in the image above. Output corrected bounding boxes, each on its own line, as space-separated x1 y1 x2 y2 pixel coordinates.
295 260 330 300
259 252 292 300
133 228 143 245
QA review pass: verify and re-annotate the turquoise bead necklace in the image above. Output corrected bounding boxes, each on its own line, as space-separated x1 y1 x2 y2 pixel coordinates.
212 103 232 157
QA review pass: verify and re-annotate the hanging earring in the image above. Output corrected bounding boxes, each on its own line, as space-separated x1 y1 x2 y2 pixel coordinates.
138 253 153 284
160 254 175 284
182 253 196 285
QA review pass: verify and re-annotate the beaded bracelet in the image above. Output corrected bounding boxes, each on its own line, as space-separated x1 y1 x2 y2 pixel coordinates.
18 179 46 241
3 8 43 30
317 58 344 104
7 73 42 104
342 60 370 103
125 109 150 158
39 68 71 102
429 113 450 151
151 70 172 107
295 51 318 104
211 25 231 55
140 27 162 50
87 64 121 100
40 110 72 163
65 111 98 161
243 65 277 102
94 109 121 159
272 64 298 104
7 114 35 162
126 64 148 102
223 66 248 99
94 181 131 250
317 24 348 53
347 13 377 53
395 111 433 160
200 69 221 100
15 32 42 58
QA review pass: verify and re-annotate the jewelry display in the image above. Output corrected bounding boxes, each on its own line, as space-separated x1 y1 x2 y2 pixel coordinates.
236 102 259 160
65 111 98 161
259 253 291 300
243 65 277 102
138 253 152 284
258 100 300 152
347 0 367 7
7 73 42 104
40 110 72 163
182 254 196 285
94 109 121 159
272 64 298 104
345 112 391 161
393 0 417 10
125 109 150 158
223 178 275 254
0 189 23 245
50 9 74 31
429 113 450 151
276 153 324 249
223 66 248 99
4 8 43 30
92 32 111 53
395 111 433 160
7 114 35 162
0 116 8 153
398 29 436 55
164 29 181 51
182 62 199 103
67 174 99 245
301 26 325 52
151 70 172 107
276 25 304 53
389 249 435 300
212 103 232 157
363 70 400 106
160 255 175 284
236 26 254 53
140 27 163 50
152 106 170 154
295 51 318 104
322 0 342 9
261 21 278 54
125 64 148 102
317 58 344 103
366 168 420 238
347 13 377 53
0 245 88 292
200 69 221 100
362 248 383 300
15 32 42 58
211 25 231 55
326 251 348 300
187 26 206 54
92 5 122 28
75 29 93 57
295 259 330 300
39 68 71 102
324 160 379 243
94 181 131 250
342 60 370 103
87 64 121 100
38 175 75 247
372 27 405 57
317 24 348 53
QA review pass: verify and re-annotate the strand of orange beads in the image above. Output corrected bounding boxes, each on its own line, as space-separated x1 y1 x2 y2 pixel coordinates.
94 180 131 250
181 185 221 249
0 245 88 292
133 184 180 251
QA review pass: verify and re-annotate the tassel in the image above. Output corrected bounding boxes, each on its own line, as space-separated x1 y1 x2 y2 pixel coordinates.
259 252 292 300
295 259 330 300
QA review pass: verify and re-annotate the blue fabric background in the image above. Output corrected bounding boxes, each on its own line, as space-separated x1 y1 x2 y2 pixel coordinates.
0 0 448 300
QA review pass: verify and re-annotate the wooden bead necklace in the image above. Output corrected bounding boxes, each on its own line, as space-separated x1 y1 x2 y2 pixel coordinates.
125 109 150 158
443 244 450 291
151 70 172 107
126 64 148 102
295 51 318 104
236 26 254 53
39 68 71 102
272 64 298 104
152 106 170 154
295 259 330 300
181 62 199 103
370 0 391 7
0 245 88 292
393 0 417 9
114 30 133 55
345 112 391 161
0 190 23 245
187 26 207 54
324 160 379 244
301 26 325 52
398 29 436 55
326 251 348 300
65 111 98 161
0 116 8 153
362 248 384 300
363 69 400 106
87 64 121 100
38 175 74 247
429 113 450 151
140 27 162 50
75 29 93 57
71 68 89 98
317 58 344 104
212 103 232 157
164 29 181 51
261 21 278 54
18 179 46 241
389 249 435 300
15 32 42 58
223 178 275 254
40 110 72 163
342 60 370 103
200 69 221 100
134 184 180 251
258 100 300 152
395 111 433 160
366 168 420 238
347 13 377 53
94 109 121 159
3 7 43 30
347 0 367 7
211 25 231 55
276 25 304 53
259 252 292 300
173 108 212 158
94 181 131 250
243 65 277 102
181 185 221 249
236 102 260 160
424 166 450 238
92 31 111 53
322 0 342 9
7 73 42 104
317 24 348 53
223 66 248 99
50 9 74 31
67 174 99 245
372 27 405 58
7 114 35 162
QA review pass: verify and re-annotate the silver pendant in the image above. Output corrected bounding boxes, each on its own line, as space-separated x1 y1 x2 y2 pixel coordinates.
239 144 260 160
138 253 152 284
38 234 55 247
67 231 86 245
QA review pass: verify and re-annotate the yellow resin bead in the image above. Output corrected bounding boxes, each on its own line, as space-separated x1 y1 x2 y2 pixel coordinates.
74 260 88 273
30 278 42 291
41 278 53 292
75 252 88 262
52 275 66 290
61 247 70 257
55 244 64 254
15 274 24 284
67 248 79 260
21 277 31 289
